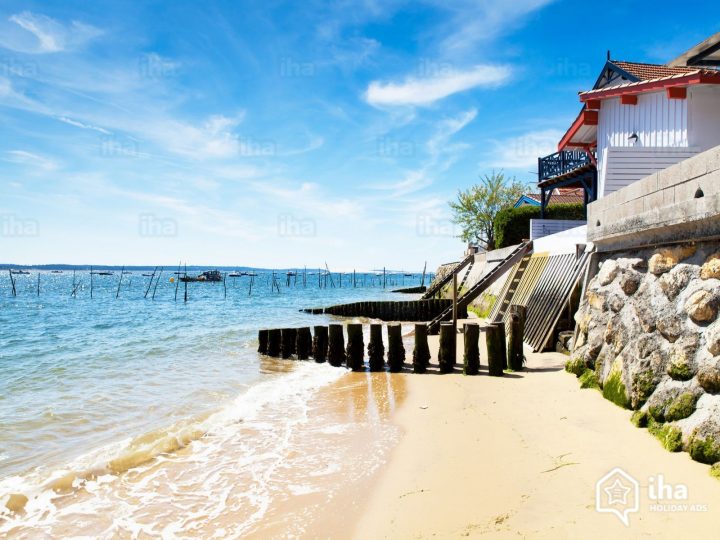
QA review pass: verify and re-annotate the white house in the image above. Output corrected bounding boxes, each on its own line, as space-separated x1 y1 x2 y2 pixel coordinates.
537 32 720 215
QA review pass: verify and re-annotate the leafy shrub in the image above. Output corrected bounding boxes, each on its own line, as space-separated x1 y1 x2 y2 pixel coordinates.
494 203 586 248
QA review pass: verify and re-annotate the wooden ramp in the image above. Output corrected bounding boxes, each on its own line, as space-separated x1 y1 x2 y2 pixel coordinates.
427 241 533 335
421 253 475 300
491 250 590 351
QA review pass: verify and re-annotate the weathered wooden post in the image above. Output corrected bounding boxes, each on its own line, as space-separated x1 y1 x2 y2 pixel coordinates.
312 325 328 363
281 328 297 359
267 329 281 357
463 323 480 375
387 323 405 372
296 327 312 360
328 324 346 367
412 323 430 374
367 323 385 371
438 322 456 374
486 323 507 376
258 329 269 354
345 323 364 371
507 305 526 371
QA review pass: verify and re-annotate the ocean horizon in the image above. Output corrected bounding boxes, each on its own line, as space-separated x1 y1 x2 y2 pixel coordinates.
0 270 420 535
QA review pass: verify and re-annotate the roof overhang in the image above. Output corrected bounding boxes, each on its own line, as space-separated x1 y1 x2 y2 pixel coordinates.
558 108 598 151
578 70 720 102
669 32 720 67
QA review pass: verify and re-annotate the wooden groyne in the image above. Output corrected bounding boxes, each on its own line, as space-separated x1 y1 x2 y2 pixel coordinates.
302 299 466 322
257 319 523 375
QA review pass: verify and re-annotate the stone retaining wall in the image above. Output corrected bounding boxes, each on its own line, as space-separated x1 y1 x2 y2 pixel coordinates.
570 241 720 464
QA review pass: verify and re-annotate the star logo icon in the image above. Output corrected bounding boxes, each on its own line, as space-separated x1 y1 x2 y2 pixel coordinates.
604 478 632 505
596 467 639 526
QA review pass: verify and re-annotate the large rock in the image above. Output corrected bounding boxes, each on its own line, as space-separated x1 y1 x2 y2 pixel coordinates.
700 252 720 280
667 334 699 381
684 290 718 323
659 264 697 300
657 311 684 343
634 303 657 333
619 271 642 296
587 291 606 311
598 260 619 286
635 333 660 359
604 315 628 355
648 245 697 275
706 321 720 356
607 293 625 313
698 360 720 393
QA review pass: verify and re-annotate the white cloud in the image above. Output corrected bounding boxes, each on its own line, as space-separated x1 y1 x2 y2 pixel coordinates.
1 11 102 54
431 0 556 53
56 116 112 135
485 129 563 169
5 150 58 170
365 65 511 106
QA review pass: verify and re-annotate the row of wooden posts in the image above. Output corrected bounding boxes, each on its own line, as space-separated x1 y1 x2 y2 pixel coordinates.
304 299 463 322
257 306 526 375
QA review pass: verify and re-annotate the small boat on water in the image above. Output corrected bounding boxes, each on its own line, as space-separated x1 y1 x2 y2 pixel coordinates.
10 270 31 275
95 271 114 276
142 273 154 277
180 270 223 283
51 270 63 274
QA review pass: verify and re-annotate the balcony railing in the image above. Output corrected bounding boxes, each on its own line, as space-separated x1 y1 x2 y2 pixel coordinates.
538 150 593 182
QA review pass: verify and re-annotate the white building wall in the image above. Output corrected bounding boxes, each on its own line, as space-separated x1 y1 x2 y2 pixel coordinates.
603 147 699 196
530 219 587 241
597 90 689 196
689 85 720 151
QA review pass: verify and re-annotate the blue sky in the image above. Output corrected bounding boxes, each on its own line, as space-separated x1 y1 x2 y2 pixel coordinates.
0 1 717 269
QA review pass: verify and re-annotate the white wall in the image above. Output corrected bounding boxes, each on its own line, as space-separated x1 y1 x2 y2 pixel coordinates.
530 219 587 241
602 146 699 196
689 85 720 151
597 91 688 195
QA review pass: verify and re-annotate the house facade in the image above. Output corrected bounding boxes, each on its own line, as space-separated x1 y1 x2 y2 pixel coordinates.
537 33 720 217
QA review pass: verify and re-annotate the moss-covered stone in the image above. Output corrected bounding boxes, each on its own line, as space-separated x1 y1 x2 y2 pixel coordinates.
579 369 599 389
565 357 586 377
710 462 720 480
664 392 698 422
667 359 694 381
603 359 630 409
689 435 720 464
648 420 683 452
631 370 657 409
631 410 649 428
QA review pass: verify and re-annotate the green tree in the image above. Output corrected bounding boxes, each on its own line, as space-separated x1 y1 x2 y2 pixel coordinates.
449 171 526 250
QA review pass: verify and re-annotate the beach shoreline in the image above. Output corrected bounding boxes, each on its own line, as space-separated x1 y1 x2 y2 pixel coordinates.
347 331 720 539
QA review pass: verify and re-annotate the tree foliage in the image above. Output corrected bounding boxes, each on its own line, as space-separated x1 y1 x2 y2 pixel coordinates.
449 171 526 250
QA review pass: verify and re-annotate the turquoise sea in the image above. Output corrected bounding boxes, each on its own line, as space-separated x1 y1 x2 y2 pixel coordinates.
0 268 424 537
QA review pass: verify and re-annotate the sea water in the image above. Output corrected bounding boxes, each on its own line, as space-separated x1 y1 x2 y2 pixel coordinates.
0 269 417 537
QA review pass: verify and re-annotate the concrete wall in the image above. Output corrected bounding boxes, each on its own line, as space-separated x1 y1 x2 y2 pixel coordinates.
588 145 720 252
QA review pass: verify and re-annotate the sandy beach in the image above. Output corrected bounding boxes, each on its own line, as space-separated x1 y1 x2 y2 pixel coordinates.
349 327 720 539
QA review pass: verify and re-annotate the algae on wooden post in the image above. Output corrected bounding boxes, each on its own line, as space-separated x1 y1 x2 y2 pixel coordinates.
368 323 385 372
312 325 328 363
258 329 268 354
267 328 282 357
387 323 405 373
463 323 480 375
346 323 365 371
328 324 346 367
507 305 525 371
412 323 430 374
280 328 297 359
438 322 456 374
296 327 312 360
486 323 506 376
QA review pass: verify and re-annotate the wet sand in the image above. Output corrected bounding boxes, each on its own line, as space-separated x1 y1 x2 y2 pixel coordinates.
351 329 720 538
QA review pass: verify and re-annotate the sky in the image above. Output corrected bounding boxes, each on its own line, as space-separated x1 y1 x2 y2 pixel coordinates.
0 1 718 270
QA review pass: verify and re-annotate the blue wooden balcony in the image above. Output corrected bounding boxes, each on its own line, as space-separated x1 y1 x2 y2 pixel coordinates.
538 150 593 182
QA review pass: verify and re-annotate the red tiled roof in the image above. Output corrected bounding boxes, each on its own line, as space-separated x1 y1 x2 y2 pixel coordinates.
579 69 720 99
612 60 699 81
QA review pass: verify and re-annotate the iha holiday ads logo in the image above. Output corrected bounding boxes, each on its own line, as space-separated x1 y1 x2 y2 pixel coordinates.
596 467 708 526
